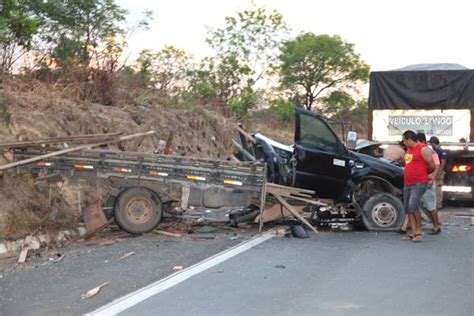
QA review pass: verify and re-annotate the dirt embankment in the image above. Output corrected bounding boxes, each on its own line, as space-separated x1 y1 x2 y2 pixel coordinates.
0 79 239 239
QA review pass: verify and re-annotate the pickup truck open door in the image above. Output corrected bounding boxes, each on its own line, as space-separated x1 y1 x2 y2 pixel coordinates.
293 108 352 200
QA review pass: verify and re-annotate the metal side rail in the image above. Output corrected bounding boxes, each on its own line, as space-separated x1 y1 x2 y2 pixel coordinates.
14 148 266 192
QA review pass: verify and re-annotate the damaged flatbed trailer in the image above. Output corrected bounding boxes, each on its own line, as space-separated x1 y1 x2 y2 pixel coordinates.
14 148 267 234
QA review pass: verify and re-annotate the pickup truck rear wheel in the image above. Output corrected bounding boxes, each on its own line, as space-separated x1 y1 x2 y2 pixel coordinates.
114 187 163 234
361 193 404 231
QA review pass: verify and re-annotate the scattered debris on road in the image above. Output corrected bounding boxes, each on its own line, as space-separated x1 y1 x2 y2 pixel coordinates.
193 226 218 234
153 230 182 238
49 253 65 263
119 251 136 260
98 238 122 246
81 282 109 299
17 235 32 264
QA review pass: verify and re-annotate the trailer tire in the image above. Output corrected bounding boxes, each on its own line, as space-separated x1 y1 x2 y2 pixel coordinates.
362 193 404 231
114 187 162 234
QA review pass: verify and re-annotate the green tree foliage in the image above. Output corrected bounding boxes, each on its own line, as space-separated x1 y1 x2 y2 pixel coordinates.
322 90 355 119
278 33 369 111
188 56 252 114
271 97 295 123
30 0 127 70
200 5 288 116
137 46 191 96
229 88 258 119
0 0 38 74
207 6 288 86
322 90 369 138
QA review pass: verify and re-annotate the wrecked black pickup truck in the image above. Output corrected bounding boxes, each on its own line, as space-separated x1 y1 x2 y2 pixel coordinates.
235 108 405 231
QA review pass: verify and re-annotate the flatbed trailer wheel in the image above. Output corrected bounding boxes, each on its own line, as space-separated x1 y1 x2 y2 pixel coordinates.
114 187 163 234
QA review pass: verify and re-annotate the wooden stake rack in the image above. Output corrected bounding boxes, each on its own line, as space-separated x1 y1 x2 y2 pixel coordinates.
264 183 327 234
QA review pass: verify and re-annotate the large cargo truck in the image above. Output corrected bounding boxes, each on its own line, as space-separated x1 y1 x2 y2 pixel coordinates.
368 64 474 203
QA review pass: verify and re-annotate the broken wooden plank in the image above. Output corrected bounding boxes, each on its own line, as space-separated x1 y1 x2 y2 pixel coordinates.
259 177 268 233
0 132 123 150
0 131 156 171
153 230 182 238
82 282 109 299
232 140 256 161
265 183 327 206
18 235 33 264
236 124 257 144
275 194 327 206
266 182 315 196
273 194 319 234
256 203 306 223
266 185 313 199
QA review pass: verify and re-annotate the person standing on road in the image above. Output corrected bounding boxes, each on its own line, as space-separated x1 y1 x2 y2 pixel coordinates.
417 133 441 234
429 136 447 210
401 130 436 242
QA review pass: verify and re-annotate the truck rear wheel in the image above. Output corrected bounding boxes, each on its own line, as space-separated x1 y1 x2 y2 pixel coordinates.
361 193 404 231
114 187 162 234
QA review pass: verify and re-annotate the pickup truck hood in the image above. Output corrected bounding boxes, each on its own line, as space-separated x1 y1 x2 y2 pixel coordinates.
349 151 404 189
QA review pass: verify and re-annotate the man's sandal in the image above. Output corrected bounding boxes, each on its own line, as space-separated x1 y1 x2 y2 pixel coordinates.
428 228 441 235
412 234 423 242
402 235 413 240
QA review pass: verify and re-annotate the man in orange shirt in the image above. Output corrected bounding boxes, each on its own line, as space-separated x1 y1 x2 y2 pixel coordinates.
402 130 436 242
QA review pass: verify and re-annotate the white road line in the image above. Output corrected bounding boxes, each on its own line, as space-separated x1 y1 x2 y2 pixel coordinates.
86 232 275 316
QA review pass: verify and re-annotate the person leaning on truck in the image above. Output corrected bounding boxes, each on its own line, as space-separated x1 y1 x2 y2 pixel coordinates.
383 141 406 164
401 130 436 242
428 136 447 209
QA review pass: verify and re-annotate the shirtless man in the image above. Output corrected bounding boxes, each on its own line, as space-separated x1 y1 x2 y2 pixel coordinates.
383 141 406 164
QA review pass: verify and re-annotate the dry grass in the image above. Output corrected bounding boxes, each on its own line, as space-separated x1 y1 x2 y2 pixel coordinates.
0 171 78 240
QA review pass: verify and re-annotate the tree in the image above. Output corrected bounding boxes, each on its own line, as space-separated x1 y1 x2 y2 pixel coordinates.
137 46 191 96
202 5 288 116
206 6 288 86
278 33 369 111
188 56 251 113
0 0 38 74
30 0 127 70
322 90 355 119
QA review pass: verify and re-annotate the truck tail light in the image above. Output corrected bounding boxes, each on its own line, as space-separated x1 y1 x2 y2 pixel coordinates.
451 164 472 173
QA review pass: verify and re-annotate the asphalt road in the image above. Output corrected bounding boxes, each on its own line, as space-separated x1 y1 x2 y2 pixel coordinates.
0 227 247 316
1 207 472 316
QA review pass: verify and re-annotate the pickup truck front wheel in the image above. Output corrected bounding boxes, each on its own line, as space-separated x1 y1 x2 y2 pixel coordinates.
115 187 163 234
361 193 404 231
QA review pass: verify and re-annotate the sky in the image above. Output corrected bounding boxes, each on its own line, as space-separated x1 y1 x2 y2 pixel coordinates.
116 0 474 71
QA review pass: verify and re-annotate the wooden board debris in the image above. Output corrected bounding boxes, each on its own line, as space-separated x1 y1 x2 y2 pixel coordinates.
0 131 156 171
81 282 109 299
153 230 182 238
273 195 319 234
0 133 123 150
18 235 33 264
